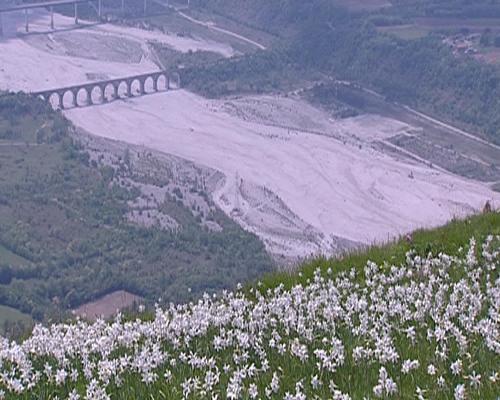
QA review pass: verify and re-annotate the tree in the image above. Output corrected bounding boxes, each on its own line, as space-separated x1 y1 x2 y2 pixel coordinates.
480 29 492 46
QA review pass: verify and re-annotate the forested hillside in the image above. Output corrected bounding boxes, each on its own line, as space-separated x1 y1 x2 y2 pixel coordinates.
184 0 500 145
0 93 273 329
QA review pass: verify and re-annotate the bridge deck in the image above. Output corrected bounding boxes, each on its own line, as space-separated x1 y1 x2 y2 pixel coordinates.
32 70 168 95
0 0 92 13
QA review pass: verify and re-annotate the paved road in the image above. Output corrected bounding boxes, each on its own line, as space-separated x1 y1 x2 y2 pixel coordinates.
152 0 267 50
176 9 267 50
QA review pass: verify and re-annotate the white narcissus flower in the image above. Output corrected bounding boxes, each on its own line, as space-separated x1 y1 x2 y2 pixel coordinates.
416 387 426 400
402 359 419 374
373 367 397 398
451 359 463 376
311 375 321 390
468 371 481 389
0 235 495 399
248 383 258 399
454 384 466 400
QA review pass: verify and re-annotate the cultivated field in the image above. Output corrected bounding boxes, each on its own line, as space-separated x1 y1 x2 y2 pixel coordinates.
72 290 143 321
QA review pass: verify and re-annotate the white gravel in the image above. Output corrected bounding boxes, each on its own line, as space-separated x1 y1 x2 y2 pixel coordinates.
65 91 500 251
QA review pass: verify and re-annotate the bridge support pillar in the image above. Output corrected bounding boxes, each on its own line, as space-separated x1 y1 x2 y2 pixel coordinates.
71 90 78 107
112 84 118 99
126 80 132 97
139 79 145 95
50 6 54 30
153 77 158 92
25 9 29 33
57 92 64 110
74 3 79 25
86 88 93 105
99 85 106 103
166 76 170 90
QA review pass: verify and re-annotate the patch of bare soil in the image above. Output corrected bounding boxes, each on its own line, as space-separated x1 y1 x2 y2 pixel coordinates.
72 290 142 321
77 129 332 262
475 48 500 65
389 134 499 182
66 90 499 263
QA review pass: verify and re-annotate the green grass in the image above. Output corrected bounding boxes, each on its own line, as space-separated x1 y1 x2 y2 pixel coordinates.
0 305 32 335
256 212 500 292
0 244 31 267
377 25 431 40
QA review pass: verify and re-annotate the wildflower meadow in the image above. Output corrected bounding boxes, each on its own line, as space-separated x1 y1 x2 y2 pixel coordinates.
0 233 498 399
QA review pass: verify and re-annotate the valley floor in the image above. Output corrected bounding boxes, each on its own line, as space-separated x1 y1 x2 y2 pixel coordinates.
0 8 499 261
66 91 499 260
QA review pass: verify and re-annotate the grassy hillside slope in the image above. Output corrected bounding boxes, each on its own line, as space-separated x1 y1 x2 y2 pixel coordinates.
0 212 497 399
258 211 500 291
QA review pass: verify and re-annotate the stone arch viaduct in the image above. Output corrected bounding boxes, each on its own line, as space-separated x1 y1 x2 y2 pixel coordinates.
33 71 180 109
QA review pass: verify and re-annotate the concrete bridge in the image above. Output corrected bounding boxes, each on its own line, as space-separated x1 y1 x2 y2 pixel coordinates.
33 70 180 109
0 0 153 34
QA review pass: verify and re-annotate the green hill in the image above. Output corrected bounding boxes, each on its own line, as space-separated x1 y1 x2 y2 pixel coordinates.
0 211 497 399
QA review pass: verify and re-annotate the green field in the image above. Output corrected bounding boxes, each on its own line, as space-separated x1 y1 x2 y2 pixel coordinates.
0 245 31 267
0 305 32 335
377 24 431 40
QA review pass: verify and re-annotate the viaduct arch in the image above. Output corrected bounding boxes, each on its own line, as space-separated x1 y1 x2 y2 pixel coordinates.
33 71 178 109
